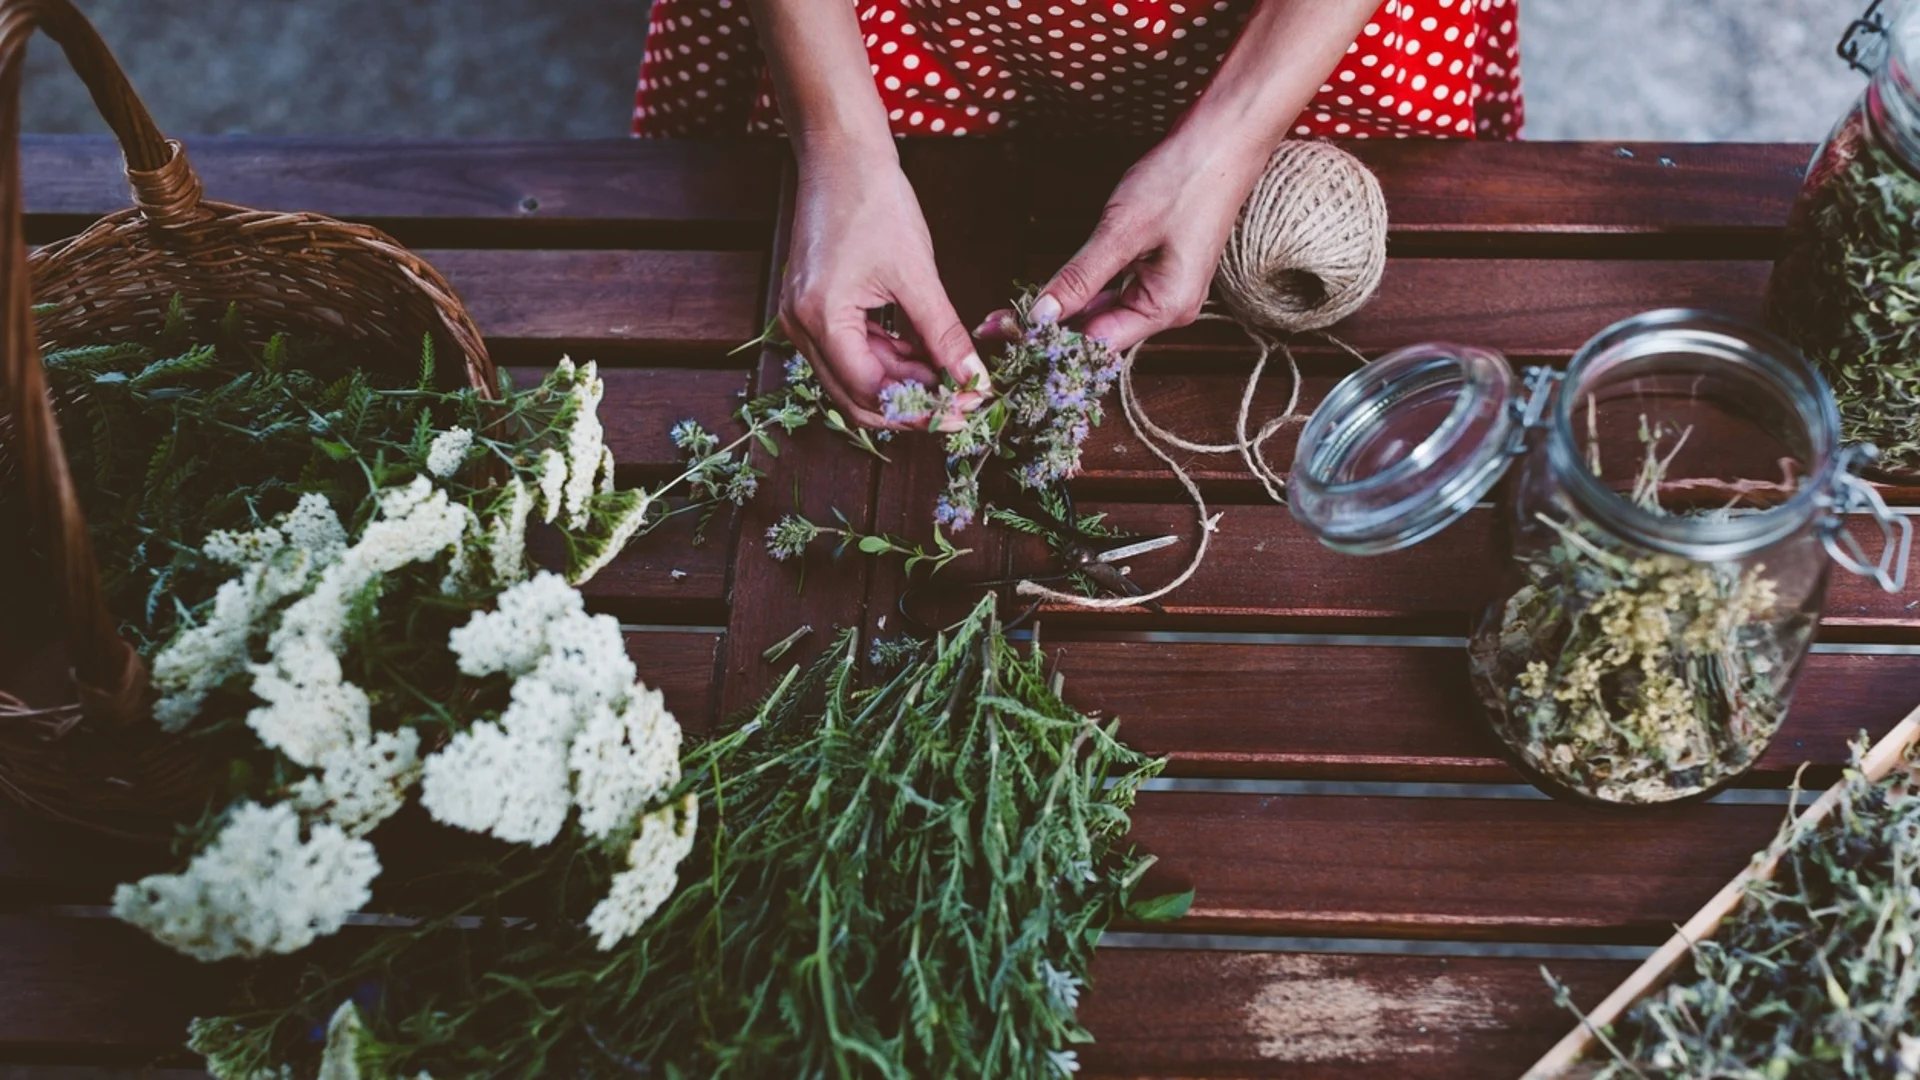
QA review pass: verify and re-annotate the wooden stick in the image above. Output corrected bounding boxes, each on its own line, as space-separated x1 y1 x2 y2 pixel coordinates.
1520 702 1920 1080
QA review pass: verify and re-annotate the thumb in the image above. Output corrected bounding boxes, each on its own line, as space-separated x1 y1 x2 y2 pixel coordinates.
896 277 991 395
1036 223 1137 326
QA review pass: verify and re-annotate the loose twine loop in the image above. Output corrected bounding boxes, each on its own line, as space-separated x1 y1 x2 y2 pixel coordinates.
1017 139 1389 609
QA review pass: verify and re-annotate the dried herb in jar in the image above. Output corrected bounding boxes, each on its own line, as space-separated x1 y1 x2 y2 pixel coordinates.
1769 110 1920 472
1468 422 1810 804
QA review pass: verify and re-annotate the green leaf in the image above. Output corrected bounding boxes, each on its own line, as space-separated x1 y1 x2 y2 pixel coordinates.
756 430 780 457
857 535 893 555
314 438 356 462
1125 889 1193 923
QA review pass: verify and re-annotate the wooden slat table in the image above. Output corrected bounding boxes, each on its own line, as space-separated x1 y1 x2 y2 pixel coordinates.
7 135 1904 1079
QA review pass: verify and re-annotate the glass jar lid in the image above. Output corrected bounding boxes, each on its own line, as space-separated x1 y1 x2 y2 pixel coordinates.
1289 342 1520 554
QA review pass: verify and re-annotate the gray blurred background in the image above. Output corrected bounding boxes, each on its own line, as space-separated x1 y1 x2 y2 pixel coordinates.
15 0 1875 140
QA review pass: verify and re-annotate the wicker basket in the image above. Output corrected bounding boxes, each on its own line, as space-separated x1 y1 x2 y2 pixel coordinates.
0 0 494 840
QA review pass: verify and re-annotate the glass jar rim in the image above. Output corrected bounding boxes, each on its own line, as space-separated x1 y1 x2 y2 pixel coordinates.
1546 308 1842 561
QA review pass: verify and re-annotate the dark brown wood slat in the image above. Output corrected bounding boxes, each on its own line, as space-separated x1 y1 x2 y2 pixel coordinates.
553 508 730 620
1016 256 1769 355
715 160 884 715
859 143 1030 643
1027 140 1809 257
429 249 764 351
1082 948 1631 1079
21 136 780 234
1007 503 1920 634
0 912 1623 1080
504 365 749 477
1050 642 1920 783
0 915 212 1056
623 630 725 736
1126 791 1783 942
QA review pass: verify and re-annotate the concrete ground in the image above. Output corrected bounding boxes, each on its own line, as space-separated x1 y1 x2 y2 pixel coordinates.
13 0 1880 140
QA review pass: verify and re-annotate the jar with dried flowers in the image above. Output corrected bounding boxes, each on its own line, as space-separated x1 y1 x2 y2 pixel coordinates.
1289 310 1910 807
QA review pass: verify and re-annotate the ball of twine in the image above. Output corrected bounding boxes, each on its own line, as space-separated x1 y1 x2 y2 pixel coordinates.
1215 140 1388 333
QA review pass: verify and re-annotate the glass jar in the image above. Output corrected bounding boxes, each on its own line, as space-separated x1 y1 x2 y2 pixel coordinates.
1289 310 1911 808
1768 1 1920 475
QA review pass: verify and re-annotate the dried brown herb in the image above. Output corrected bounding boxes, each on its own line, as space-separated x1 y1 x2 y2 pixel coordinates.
1469 421 1807 804
1551 749 1920 1078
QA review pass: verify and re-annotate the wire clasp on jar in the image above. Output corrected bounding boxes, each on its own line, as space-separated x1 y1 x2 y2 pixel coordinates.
1503 367 1565 454
1820 445 1912 593
1840 0 1893 74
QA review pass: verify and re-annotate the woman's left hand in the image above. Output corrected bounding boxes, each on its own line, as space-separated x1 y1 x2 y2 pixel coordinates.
979 126 1270 350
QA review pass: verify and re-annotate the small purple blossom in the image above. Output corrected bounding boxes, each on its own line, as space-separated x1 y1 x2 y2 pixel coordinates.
934 497 975 531
879 381 937 425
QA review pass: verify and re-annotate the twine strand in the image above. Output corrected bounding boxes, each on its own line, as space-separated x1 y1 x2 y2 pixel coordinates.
1016 140 1388 610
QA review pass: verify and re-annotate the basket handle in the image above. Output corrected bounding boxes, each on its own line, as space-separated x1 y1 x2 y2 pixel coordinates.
0 0 193 721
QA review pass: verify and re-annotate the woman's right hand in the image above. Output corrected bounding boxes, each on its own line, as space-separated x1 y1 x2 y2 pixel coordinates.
780 140 989 431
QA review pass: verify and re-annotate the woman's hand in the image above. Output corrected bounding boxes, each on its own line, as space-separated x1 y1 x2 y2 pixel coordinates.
982 126 1270 352
780 140 990 431
978 0 1378 351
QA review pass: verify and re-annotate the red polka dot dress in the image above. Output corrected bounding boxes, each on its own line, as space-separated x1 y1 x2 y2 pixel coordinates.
635 0 1521 139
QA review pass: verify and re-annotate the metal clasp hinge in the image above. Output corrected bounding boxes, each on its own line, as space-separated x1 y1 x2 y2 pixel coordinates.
1840 0 1892 75
1822 446 1912 593
1505 367 1564 454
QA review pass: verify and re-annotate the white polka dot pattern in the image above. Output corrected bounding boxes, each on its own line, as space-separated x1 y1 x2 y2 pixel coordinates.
633 0 1522 139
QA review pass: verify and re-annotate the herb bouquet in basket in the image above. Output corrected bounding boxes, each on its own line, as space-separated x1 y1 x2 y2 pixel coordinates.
0 0 735 1069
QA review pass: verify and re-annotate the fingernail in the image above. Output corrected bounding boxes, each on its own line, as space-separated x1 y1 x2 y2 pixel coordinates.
936 410 967 433
1030 294 1061 325
957 352 993 394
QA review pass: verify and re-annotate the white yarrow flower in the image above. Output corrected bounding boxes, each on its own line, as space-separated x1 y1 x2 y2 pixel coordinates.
489 477 534 584
318 1000 367 1080
282 493 348 564
290 728 422 838
537 448 567 524
561 360 606 529
569 687 682 840
203 523 286 568
448 571 585 678
418 711 572 847
586 794 698 950
246 635 372 767
112 801 377 962
426 426 474 478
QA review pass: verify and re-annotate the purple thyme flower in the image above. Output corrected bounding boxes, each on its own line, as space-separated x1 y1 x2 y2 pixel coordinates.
878 381 936 425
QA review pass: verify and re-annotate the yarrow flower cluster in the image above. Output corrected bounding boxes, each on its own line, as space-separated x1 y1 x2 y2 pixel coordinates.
112 801 379 962
426 572 692 947
425 425 473 478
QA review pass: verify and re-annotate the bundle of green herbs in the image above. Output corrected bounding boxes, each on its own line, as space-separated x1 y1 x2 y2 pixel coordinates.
1551 747 1920 1078
1768 109 1920 472
186 594 1179 1079
1468 420 1806 805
